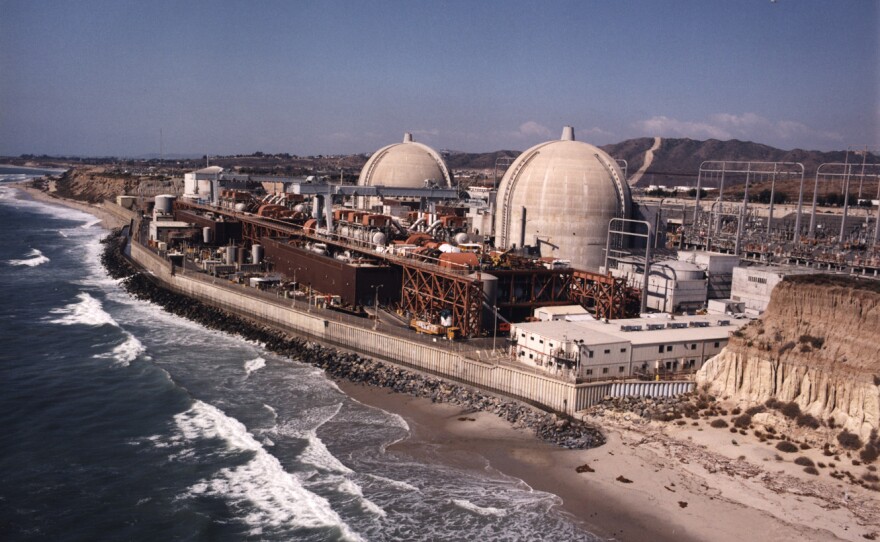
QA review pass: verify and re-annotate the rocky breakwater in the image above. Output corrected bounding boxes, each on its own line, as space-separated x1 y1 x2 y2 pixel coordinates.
101 230 604 449
697 274 880 441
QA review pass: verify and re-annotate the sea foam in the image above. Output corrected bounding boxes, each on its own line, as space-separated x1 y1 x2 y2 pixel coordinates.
244 357 266 376
8 248 49 267
176 401 363 540
47 292 117 327
95 332 146 367
451 499 507 517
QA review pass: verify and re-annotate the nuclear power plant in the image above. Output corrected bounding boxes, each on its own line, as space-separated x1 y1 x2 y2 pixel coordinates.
134 125 879 381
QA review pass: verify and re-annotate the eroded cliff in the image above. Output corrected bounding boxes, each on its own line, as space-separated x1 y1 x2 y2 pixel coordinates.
697 275 880 438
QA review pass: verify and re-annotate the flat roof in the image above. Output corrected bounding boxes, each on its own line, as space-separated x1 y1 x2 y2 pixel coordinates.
574 314 747 344
513 321 626 346
535 305 590 316
514 313 748 346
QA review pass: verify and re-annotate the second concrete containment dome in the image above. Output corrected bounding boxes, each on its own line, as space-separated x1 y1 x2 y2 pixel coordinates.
358 132 454 189
494 126 631 271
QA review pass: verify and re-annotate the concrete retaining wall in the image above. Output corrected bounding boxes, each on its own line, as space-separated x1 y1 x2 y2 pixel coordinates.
130 241 693 415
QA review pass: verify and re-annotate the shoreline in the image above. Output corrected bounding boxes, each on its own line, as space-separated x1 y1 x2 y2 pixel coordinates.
14 183 876 542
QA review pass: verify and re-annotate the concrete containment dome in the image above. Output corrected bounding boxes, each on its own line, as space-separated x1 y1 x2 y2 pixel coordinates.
358 132 454 188
494 126 631 271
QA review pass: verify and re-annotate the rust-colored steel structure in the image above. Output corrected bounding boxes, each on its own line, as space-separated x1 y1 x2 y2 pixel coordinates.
569 270 637 320
401 266 483 338
173 200 639 335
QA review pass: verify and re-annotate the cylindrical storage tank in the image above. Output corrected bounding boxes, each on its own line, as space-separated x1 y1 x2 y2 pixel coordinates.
371 231 387 246
237 247 246 264
453 232 469 245
203 227 213 244
438 243 460 253
157 242 168 252
470 272 498 329
225 246 236 265
155 194 176 214
252 244 264 265
234 203 246 212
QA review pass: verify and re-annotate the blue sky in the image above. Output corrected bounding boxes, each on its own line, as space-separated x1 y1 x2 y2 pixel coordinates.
1 0 877 156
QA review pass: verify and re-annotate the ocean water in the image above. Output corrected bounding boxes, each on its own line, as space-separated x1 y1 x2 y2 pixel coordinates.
0 184 598 541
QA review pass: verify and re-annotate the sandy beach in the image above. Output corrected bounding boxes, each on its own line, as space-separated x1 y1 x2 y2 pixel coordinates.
15 182 878 542
340 380 879 542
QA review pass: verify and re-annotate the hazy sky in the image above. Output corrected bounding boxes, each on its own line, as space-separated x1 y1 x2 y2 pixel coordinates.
1 0 878 156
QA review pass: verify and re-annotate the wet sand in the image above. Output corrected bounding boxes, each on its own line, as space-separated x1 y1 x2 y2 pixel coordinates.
340 381 876 542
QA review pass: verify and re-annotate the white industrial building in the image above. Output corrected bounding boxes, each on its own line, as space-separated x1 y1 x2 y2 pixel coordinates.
511 314 747 381
533 305 592 322
677 250 740 299
730 265 823 313
183 166 224 202
612 259 708 313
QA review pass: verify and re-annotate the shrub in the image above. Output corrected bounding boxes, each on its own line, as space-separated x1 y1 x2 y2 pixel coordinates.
799 343 811 352
837 430 864 450
803 466 819 475
765 398 782 410
860 445 879 464
776 441 799 453
780 402 801 419
863 473 880 483
746 405 766 416
794 456 815 467
827 417 836 429
798 334 824 349
732 414 752 429
730 427 738 433
765 426 777 434
779 341 796 354
731 407 742 416
796 413 821 429
710 419 729 428
817 462 826 468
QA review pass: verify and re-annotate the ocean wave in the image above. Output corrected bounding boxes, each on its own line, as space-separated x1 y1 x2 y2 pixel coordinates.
176 401 363 540
297 430 353 475
451 499 507 517
0 186 96 223
364 473 420 493
244 357 266 376
8 248 50 267
47 292 118 327
336 479 386 518
94 332 146 367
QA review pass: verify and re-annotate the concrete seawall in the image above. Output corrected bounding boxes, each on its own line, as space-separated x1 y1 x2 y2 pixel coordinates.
130 237 693 415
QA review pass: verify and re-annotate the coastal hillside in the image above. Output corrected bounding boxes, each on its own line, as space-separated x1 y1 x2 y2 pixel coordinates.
697 275 880 440
599 138 877 186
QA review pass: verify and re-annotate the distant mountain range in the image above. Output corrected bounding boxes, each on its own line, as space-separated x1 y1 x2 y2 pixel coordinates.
598 138 877 186
446 138 878 187
9 139 877 187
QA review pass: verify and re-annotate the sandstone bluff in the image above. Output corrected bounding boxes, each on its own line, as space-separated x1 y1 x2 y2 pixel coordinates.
698 275 880 441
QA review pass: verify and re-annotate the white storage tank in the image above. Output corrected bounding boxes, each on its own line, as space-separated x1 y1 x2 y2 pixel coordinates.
251 244 264 265
225 246 236 265
154 194 176 214
203 227 213 244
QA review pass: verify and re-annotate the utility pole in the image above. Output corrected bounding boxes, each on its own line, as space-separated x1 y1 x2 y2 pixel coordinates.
373 284 383 330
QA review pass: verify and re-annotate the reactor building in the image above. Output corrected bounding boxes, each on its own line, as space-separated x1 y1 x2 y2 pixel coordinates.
358 132 454 190
493 126 631 271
